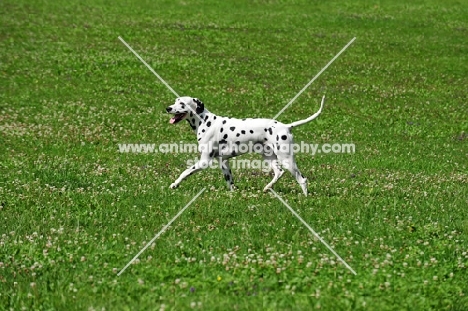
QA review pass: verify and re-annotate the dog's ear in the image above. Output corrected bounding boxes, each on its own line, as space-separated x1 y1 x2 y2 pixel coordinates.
194 98 204 114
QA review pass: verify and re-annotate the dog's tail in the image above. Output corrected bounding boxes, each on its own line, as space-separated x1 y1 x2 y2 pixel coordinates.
286 96 325 128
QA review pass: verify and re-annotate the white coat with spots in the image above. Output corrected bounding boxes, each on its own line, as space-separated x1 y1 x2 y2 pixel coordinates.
165 96 325 195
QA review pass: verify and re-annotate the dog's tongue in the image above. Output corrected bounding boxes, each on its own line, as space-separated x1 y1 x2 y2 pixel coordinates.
170 113 186 124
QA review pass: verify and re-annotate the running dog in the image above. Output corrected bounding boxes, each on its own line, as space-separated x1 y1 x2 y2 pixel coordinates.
165 96 325 195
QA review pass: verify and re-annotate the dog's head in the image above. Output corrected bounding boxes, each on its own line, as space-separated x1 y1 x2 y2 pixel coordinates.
165 96 204 124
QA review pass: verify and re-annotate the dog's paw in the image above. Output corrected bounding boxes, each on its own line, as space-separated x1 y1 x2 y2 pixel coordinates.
263 185 271 193
300 179 308 196
169 183 179 189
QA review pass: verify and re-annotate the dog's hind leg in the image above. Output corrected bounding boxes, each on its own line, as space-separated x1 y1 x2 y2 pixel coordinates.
279 156 308 196
275 142 308 196
219 157 235 191
262 149 284 192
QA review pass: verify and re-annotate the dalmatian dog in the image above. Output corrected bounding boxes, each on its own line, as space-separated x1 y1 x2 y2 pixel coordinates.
165 96 325 195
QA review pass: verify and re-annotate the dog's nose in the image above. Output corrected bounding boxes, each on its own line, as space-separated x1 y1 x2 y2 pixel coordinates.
166 107 173 112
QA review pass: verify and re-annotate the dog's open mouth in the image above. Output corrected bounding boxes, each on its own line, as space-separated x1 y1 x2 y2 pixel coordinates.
169 113 187 124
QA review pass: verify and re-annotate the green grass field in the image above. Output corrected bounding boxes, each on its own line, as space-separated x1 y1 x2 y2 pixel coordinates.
1 0 467 309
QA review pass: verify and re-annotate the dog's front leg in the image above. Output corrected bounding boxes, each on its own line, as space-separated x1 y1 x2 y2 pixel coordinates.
169 153 212 189
218 157 235 191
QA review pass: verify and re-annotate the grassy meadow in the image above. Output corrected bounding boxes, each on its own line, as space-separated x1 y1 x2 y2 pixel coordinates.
1 0 467 310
